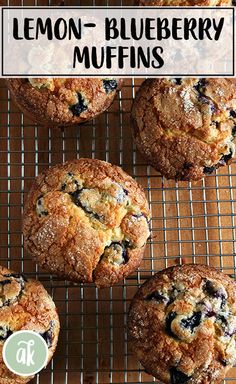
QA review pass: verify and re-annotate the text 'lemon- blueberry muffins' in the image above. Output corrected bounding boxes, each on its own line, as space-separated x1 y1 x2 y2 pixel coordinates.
131 78 236 181
23 158 150 288
138 0 232 5
0 265 60 383
6 78 122 126
128 264 236 384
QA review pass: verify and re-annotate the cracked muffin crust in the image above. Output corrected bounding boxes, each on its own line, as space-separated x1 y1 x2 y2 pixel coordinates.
131 78 236 181
138 0 232 5
23 158 150 288
6 78 122 126
128 264 236 384
0 265 60 383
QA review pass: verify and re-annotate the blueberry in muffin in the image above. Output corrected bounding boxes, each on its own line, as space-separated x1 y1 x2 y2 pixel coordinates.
128 264 236 384
0 265 60 383
6 78 122 126
131 78 236 181
23 158 150 288
138 0 232 5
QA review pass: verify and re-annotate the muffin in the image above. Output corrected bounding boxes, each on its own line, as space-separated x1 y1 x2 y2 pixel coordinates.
6 78 122 126
23 158 150 288
0 265 60 383
131 78 236 181
138 0 232 5
128 264 236 384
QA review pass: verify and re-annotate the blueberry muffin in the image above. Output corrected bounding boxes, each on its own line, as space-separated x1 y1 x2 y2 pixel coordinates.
6 78 122 126
138 0 232 5
131 78 236 181
23 158 150 288
0 265 60 383
128 264 236 384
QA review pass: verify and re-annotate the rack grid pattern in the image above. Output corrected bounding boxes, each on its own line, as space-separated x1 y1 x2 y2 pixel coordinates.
1 2 236 383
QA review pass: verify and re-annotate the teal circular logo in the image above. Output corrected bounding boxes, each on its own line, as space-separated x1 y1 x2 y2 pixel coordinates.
3 331 49 377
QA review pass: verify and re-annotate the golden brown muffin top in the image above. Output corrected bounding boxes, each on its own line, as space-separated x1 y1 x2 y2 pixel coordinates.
23 158 150 288
128 264 236 384
0 266 60 384
132 78 236 180
6 78 122 125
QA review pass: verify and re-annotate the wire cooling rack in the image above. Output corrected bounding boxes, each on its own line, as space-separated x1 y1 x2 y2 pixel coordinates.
1 2 236 384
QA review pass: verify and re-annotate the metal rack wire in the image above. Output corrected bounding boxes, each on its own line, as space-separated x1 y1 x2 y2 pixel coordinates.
1 1 236 383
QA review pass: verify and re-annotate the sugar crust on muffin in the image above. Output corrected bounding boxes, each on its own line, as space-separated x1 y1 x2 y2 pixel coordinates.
23 158 150 288
0 265 60 383
132 78 236 181
6 78 122 126
128 264 236 384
